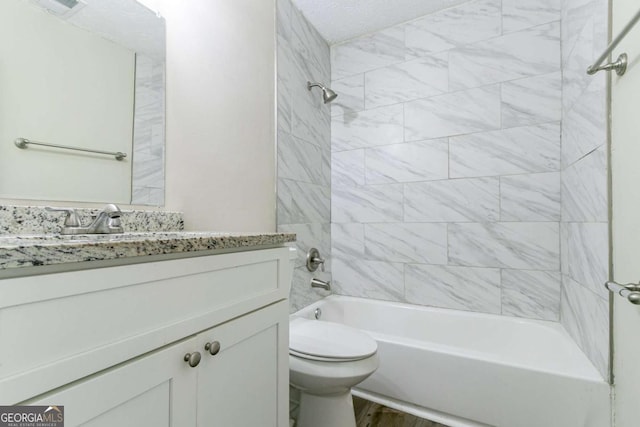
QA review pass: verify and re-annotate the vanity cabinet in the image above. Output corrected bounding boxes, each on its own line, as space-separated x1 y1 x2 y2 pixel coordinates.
0 246 293 427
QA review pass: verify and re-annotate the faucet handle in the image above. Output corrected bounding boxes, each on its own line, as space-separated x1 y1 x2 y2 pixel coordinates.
306 248 326 272
46 207 82 227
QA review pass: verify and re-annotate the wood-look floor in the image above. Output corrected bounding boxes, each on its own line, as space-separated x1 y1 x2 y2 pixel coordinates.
354 397 449 427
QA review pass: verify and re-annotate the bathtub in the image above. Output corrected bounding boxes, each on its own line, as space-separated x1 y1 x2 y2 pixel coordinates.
292 295 610 427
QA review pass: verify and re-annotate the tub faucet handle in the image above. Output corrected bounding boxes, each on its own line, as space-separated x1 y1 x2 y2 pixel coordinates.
306 248 325 272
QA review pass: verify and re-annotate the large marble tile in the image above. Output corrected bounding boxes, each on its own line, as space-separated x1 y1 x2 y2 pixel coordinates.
290 4 330 82
449 22 561 90
562 16 603 113
566 223 609 298
561 276 609 380
500 172 561 221
331 27 405 80
561 146 608 223
501 72 562 128
364 53 448 109
365 139 448 184
331 223 365 260
278 222 330 270
332 104 404 152
449 222 560 270
562 83 607 168
405 264 501 314
289 266 331 313
277 35 295 134
404 85 501 141
502 0 561 33
561 0 600 63
404 178 499 222
364 223 447 264
331 74 365 117
405 0 502 58
277 131 324 184
332 184 403 223
332 259 405 302
332 149 365 188
502 269 561 321
277 178 330 225
449 123 561 178
276 0 293 41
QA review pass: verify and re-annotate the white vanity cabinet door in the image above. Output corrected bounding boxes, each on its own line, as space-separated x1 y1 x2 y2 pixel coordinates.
28 336 200 427
196 300 289 427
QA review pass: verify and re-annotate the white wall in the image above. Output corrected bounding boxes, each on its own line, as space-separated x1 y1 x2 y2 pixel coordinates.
0 0 134 204
139 0 277 232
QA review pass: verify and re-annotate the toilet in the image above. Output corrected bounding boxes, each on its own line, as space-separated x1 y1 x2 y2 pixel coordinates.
289 317 379 427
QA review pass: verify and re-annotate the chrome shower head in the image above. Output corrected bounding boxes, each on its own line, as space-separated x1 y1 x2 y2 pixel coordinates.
307 81 338 104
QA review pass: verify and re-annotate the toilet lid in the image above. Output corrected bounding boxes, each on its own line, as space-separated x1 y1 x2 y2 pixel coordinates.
289 317 377 360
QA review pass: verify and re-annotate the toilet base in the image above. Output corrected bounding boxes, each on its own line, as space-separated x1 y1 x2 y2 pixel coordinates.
297 389 356 427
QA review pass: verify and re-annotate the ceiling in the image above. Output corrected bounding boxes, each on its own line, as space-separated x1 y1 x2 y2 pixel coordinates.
293 0 471 44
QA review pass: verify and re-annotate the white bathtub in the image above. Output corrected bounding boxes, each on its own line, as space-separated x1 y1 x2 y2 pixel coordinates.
293 295 610 427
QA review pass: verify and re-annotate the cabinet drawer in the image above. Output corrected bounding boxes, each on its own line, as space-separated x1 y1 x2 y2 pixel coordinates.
0 247 292 403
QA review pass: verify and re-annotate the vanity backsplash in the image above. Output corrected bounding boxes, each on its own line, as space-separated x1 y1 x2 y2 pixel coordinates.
0 205 184 235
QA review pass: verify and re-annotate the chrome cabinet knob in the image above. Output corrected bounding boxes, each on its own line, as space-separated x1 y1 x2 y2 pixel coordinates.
184 351 202 367
205 341 221 356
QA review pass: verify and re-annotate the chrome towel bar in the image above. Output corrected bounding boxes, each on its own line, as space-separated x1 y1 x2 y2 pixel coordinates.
14 137 127 161
587 8 640 76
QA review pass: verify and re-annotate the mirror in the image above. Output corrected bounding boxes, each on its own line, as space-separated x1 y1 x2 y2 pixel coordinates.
0 0 166 206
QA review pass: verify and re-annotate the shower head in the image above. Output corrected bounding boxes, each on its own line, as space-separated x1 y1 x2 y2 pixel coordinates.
307 82 338 104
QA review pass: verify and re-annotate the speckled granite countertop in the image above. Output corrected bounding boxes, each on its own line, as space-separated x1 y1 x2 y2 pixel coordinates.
0 232 296 270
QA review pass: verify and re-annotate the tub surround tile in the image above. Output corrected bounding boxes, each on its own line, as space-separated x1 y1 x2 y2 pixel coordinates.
561 276 609 380
404 0 502 58
331 223 365 260
332 258 405 302
500 173 561 221
364 223 447 264
331 74 365 117
502 269 561 321
501 72 562 128
502 0 561 33
404 85 501 140
278 179 331 225
561 146 608 223
290 267 330 313
365 139 449 184
561 86 607 168
404 178 500 223
331 27 406 80
278 223 330 270
364 53 449 109
449 123 561 178
405 264 501 314
449 222 560 270
332 185 403 223
332 150 366 187
566 223 609 298
449 22 561 91
277 131 324 185
332 104 404 152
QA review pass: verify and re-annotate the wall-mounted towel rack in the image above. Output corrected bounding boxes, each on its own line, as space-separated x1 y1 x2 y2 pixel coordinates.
587 8 640 76
14 138 127 161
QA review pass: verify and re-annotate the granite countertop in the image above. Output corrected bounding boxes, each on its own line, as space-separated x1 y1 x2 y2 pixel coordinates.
0 232 296 270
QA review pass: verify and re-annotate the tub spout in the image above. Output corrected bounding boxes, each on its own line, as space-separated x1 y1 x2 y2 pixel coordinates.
311 278 331 291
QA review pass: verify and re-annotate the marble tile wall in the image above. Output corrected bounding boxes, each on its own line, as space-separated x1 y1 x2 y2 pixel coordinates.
276 0 332 312
560 0 610 379
131 54 165 206
330 0 564 322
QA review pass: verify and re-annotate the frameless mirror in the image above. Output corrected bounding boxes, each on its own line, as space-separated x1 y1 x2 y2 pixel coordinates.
0 0 166 206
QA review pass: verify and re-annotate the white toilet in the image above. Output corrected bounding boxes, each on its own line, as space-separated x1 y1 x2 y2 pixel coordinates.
289 317 379 427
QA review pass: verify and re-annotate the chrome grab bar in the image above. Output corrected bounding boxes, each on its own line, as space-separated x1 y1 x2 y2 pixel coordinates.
605 281 640 305
587 8 640 76
14 138 127 161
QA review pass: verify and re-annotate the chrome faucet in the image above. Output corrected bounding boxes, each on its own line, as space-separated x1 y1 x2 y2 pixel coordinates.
311 278 331 291
47 204 124 235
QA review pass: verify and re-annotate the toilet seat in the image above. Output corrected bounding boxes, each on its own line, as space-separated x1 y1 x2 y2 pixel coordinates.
289 318 377 362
